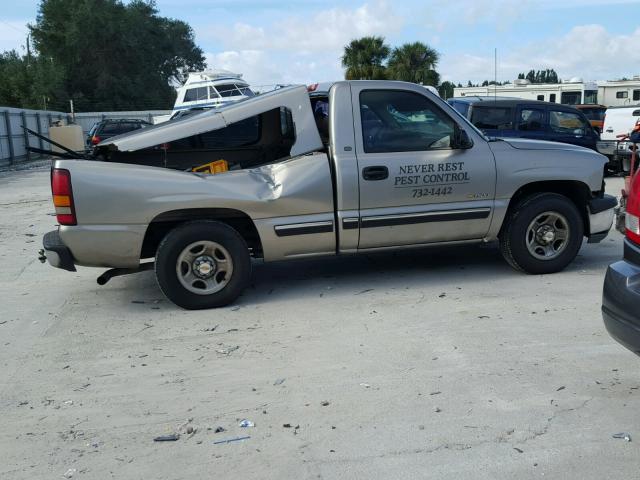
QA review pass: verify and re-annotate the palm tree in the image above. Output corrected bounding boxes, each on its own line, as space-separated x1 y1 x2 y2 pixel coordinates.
341 36 390 80
386 42 440 86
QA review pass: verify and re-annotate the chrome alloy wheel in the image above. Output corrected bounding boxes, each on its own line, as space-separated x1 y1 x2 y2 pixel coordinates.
526 211 570 261
176 241 234 295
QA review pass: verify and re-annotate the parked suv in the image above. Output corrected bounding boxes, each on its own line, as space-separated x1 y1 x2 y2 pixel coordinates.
448 98 599 151
86 119 151 148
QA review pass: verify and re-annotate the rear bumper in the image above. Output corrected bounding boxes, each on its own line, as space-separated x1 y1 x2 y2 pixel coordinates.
602 238 640 356
587 194 617 243
597 140 633 157
43 230 76 272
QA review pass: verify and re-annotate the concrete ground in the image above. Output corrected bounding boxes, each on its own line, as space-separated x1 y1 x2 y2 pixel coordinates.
0 169 637 480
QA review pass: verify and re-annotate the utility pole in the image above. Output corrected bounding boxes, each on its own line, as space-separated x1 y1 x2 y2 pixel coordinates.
26 34 31 66
494 48 497 101
69 99 74 123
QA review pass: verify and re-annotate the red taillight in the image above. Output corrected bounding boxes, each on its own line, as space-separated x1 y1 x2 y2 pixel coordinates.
626 173 640 244
91 135 101 145
51 168 77 226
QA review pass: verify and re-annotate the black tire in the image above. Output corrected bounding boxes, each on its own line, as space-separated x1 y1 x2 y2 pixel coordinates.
155 221 251 309
499 193 584 274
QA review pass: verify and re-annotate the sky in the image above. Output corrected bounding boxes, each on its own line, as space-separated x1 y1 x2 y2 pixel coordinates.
2 0 640 88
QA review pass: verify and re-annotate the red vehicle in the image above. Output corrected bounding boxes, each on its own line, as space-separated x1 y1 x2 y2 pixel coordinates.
602 123 640 356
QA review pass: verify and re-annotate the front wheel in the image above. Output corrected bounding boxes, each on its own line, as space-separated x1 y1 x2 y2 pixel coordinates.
155 221 251 309
500 193 584 274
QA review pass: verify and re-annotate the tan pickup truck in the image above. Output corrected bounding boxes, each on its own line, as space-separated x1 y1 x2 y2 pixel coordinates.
42 81 616 309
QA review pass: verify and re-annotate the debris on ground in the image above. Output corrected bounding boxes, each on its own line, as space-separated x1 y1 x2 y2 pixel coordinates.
273 378 286 386
321 400 330 406
216 346 239 355
556 386 566 391
434 407 442 413
360 383 371 388
239 419 255 428
204 325 219 332
63 468 76 478
356 289 374 295
214 435 250 445
613 433 632 442
214 426 226 433
513 447 524 453
438 293 446 298
153 434 180 442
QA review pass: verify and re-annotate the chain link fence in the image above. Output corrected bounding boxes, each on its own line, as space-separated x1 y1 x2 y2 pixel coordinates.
0 107 171 167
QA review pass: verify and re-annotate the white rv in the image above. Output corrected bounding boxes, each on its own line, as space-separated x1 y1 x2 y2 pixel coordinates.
454 78 640 107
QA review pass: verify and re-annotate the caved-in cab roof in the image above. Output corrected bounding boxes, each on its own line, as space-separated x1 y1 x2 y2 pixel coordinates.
99 85 323 157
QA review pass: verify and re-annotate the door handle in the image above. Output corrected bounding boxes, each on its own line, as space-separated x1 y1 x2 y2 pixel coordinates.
362 166 388 181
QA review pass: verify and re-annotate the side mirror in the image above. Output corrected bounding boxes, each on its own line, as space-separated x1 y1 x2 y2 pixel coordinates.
453 126 474 149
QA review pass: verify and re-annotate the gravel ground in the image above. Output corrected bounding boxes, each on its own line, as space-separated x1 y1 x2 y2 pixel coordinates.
0 169 637 480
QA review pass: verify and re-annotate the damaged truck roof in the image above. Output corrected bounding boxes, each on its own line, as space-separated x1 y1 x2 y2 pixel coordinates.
99 85 323 157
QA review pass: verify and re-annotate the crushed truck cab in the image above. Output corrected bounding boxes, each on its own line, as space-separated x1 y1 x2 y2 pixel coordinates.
42 81 616 309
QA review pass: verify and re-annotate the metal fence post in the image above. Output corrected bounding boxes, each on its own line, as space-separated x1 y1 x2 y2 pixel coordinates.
21 111 31 162
4 111 15 165
36 112 44 150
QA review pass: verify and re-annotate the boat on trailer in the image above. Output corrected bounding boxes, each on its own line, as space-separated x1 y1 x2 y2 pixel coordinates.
153 70 256 123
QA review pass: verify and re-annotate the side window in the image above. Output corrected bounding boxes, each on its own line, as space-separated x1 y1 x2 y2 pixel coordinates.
549 94 557 103
616 91 628 99
101 123 122 135
359 90 455 153
184 87 208 102
537 95 544 101
549 110 588 135
518 108 545 131
209 87 220 99
216 84 240 97
470 107 513 130
561 91 581 105
633 90 640 101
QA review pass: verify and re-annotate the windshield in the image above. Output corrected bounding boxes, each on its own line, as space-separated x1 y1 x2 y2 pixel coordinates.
432 95 489 141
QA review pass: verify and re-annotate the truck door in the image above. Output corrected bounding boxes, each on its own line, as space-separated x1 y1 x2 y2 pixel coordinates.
351 86 497 249
515 105 548 142
548 108 598 150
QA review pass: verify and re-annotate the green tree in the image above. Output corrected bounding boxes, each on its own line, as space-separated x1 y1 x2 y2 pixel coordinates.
0 49 65 109
518 68 559 84
438 80 456 99
386 42 440 86
341 36 389 80
28 0 205 111
525 70 536 83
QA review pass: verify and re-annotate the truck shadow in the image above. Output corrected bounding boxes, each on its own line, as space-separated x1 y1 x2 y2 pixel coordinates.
240 239 623 306
109 237 623 309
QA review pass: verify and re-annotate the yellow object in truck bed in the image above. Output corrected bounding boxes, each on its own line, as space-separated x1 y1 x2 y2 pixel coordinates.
192 159 229 174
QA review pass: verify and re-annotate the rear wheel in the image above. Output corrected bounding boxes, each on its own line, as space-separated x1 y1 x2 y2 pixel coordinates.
500 193 584 274
155 221 251 309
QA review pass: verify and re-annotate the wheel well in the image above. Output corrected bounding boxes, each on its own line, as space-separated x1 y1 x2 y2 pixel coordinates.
141 209 263 259
505 181 592 234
